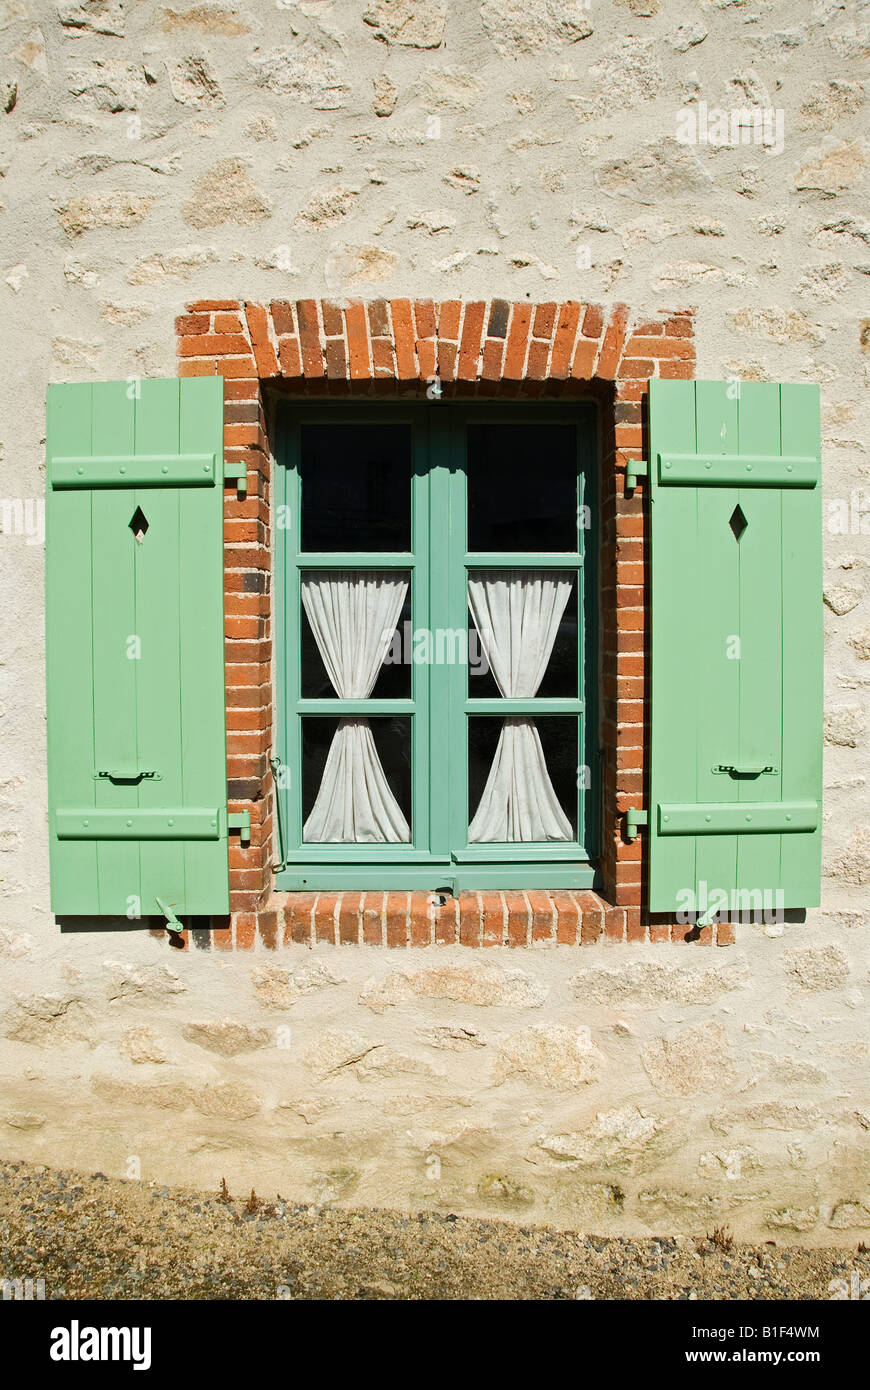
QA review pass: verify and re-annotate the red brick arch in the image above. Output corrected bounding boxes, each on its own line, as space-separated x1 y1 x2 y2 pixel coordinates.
173 298 723 950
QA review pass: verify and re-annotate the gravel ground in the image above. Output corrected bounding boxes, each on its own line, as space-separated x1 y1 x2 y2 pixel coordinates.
1 1159 867 1301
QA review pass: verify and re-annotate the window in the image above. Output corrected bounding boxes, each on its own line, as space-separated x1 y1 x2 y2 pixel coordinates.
274 402 599 891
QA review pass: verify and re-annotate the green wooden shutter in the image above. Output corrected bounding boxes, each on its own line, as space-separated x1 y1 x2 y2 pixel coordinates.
45 377 229 919
648 378 822 917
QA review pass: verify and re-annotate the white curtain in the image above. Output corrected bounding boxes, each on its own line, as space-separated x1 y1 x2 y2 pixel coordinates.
468 571 573 843
302 571 410 843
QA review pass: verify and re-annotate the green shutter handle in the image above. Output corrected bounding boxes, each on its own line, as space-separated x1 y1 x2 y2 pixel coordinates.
94 768 162 782
712 764 777 777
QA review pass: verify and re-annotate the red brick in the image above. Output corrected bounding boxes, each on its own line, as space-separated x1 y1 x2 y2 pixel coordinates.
580 904 604 944
528 889 555 942
321 301 343 336
457 300 485 379
616 379 648 402
506 893 530 946
570 337 597 379
626 913 647 942
345 302 371 378
552 891 580 945
481 891 505 946
532 302 557 338
212 356 259 379
409 896 432 947
234 913 257 950
459 893 481 947
597 304 630 380
481 337 505 380
362 892 385 946
212 916 233 951
582 304 604 338
270 300 294 335
277 336 302 377
257 910 278 949
315 893 339 945
414 298 436 340
623 335 693 360
368 299 390 337
296 300 324 377
503 303 532 379
283 893 316 945
187 299 239 312
325 338 348 378
229 891 261 912
223 378 260 401
371 336 394 374
338 892 362 945
526 338 550 380
386 891 409 947
550 301 581 378
178 333 250 357
176 312 210 335
604 907 626 941
417 338 436 381
436 897 458 945
618 358 655 380
390 298 417 379
244 301 279 377
223 423 260 448
438 341 457 382
438 300 461 340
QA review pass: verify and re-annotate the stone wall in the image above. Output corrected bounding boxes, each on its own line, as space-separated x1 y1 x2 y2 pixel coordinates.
0 0 868 1242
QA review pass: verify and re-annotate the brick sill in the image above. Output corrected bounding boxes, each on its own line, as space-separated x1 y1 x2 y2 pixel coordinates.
232 891 735 950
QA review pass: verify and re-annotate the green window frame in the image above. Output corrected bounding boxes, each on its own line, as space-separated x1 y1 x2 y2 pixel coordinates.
273 401 599 892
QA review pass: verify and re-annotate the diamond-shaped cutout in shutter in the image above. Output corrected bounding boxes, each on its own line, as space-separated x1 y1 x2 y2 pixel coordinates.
728 503 747 542
129 505 148 543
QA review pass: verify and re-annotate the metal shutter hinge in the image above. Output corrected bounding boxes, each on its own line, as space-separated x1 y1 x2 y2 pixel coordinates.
625 807 648 842
625 459 648 493
228 809 251 844
224 460 247 497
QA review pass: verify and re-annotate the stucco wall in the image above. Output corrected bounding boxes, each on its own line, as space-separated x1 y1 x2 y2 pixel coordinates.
0 0 868 1241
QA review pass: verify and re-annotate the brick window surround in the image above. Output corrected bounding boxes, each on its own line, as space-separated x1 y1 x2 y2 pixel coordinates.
173 297 730 952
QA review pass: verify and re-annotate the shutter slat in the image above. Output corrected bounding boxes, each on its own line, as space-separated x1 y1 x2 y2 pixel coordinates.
735 383 785 906
46 384 98 912
91 382 140 914
135 380 187 915
648 377 699 908
693 382 740 913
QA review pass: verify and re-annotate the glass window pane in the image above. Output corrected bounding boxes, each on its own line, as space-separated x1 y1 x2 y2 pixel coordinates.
302 717 412 841
300 571 411 698
467 577 577 698
468 716 577 841
466 423 577 552
301 423 412 552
